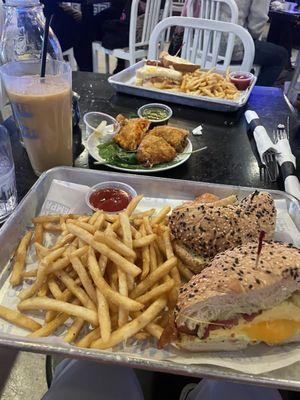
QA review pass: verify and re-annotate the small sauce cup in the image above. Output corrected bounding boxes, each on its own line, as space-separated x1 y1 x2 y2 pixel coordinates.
85 181 137 213
229 71 254 91
137 103 173 127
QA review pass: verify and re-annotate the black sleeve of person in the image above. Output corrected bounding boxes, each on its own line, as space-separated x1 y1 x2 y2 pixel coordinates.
40 0 61 16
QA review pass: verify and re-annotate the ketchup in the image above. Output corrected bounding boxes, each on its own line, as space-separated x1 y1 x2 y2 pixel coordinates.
89 188 131 212
230 73 253 91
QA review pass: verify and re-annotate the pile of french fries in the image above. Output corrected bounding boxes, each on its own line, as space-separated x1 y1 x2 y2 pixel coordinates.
180 69 239 100
0 195 194 350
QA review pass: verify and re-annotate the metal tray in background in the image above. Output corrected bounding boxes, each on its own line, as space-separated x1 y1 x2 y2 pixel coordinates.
108 60 257 112
1 167 300 392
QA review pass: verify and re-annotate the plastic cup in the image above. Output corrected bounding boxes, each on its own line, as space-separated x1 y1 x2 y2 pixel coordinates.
0 125 17 223
0 60 72 176
83 112 120 141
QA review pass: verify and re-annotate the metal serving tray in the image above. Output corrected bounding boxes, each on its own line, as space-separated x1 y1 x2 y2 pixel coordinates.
1 167 300 391
108 60 257 112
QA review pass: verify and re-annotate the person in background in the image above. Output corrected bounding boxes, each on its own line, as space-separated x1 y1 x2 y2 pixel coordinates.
42 358 282 400
92 0 147 73
267 3 300 70
169 0 289 86
41 1 93 71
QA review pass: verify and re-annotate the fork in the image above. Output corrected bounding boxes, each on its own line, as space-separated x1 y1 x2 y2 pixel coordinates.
262 149 279 182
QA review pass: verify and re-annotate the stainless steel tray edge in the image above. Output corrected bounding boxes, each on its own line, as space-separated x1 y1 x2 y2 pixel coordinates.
0 335 299 392
108 60 257 112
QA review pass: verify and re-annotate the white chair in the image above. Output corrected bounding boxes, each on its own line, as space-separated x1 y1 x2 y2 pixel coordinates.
148 16 255 72
184 0 238 67
186 0 238 21
172 0 186 13
63 48 78 71
92 0 171 73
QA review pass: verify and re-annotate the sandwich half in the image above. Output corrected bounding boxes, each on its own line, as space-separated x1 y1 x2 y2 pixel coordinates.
174 241 300 351
135 65 183 89
169 191 276 273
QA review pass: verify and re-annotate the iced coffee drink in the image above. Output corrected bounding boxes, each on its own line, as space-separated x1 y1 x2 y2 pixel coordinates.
0 60 72 175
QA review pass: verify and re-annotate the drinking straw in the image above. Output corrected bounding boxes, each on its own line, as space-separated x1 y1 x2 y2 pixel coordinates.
40 14 53 79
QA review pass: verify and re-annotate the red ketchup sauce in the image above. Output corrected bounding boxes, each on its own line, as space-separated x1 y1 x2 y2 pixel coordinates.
230 73 253 91
89 188 131 212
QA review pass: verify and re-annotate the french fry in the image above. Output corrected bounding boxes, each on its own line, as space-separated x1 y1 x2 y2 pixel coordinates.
120 213 133 249
55 270 96 311
136 280 175 305
149 244 157 272
35 243 50 258
89 211 100 225
22 269 37 278
177 260 194 281
130 209 155 220
31 298 81 338
163 230 181 286
130 257 177 299
18 247 66 301
48 278 63 299
45 288 73 323
18 297 98 325
117 267 128 327
88 248 143 312
70 256 97 304
67 223 141 277
29 313 70 338
64 317 85 343
0 304 41 331
94 213 105 231
96 289 111 342
10 231 33 286
38 282 48 297
126 194 144 216
212 194 237 207
132 234 157 248
32 214 83 224
151 206 171 226
91 297 167 350
94 231 136 260
134 332 150 340
47 246 88 275
67 219 96 234
76 328 100 348
139 225 150 280
43 223 63 233
145 321 164 340
34 224 43 249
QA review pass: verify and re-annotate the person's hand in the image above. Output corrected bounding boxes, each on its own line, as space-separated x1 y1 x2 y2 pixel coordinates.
59 4 82 22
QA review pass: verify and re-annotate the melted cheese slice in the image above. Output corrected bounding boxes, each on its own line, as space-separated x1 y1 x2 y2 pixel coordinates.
241 320 300 344
207 296 300 344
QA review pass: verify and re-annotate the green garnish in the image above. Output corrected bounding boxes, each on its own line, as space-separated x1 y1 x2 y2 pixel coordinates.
98 140 180 169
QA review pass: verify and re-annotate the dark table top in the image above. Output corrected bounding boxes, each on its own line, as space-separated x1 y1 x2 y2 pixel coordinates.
5 71 300 202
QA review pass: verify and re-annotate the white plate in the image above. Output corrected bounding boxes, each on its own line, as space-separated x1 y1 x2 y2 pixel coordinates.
86 133 193 173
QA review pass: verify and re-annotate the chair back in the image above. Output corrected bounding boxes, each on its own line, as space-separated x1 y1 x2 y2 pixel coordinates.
148 16 254 72
129 0 170 55
172 0 186 12
186 0 238 22
184 0 238 65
